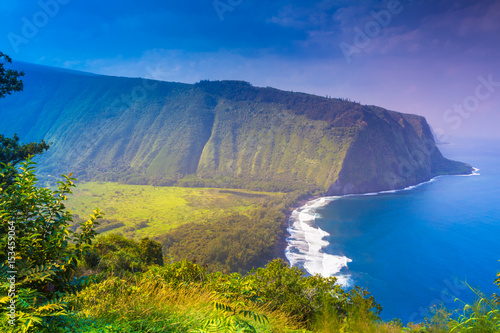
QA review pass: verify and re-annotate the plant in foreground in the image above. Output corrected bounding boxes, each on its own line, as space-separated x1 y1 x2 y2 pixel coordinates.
193 273 268 333
0 159 102 332
448 286 500 333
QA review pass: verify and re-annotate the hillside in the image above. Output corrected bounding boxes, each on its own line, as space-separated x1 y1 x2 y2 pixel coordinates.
0 62 472 194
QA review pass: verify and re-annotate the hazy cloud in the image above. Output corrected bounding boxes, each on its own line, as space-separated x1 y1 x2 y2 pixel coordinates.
0 0 498 138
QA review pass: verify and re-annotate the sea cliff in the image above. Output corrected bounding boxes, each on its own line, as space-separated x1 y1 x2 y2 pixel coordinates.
0 62 472 194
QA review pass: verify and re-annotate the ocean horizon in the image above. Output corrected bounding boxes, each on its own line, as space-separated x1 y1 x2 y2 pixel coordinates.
285 137 500 322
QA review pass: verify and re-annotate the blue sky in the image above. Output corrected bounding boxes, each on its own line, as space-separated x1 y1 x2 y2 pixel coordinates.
1 0 499 139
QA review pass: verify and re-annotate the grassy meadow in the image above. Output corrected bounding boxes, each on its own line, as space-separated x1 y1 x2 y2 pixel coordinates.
65 181 285 239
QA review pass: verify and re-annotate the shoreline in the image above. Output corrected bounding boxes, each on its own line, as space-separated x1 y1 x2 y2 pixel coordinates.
272 194 322 262
277 168 480 274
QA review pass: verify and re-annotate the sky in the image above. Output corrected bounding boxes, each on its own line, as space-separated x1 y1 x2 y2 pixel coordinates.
1 0 499 140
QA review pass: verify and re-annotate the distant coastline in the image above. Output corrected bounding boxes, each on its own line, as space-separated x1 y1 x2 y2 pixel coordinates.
281 168 480 285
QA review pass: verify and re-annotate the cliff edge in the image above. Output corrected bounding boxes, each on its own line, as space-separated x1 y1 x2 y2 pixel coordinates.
0 63 472 194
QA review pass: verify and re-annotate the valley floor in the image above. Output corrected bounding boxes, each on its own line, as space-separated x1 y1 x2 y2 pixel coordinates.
66 181 285 239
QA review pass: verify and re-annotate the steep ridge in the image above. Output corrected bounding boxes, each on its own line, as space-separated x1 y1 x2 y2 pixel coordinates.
326 108 472 195
0 62 472 193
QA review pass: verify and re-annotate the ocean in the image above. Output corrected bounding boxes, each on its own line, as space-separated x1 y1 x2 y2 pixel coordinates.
285 137 500 323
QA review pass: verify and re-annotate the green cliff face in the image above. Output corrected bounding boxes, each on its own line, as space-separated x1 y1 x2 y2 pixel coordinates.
0 62 472 194
326 108 472 195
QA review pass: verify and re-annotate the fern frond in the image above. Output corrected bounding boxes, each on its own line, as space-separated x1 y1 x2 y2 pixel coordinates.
17 312 44 333
214 301 234 314
17 288 43 309
20 264 57 283
202 317 226 331
239 309 269 324
0 264 10 278
0 295 11 305
34 297 67 314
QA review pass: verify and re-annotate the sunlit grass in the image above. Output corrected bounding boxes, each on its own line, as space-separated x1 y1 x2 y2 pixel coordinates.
65 181 284 239
68 274 305 333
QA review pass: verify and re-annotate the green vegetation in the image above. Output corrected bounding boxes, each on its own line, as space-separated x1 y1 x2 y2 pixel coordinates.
158 206 285 273
0 53 488 332
0 160 101 332
0 133 50 168
494 269 500 304
65 181 286 239
65 181 311 274
82 234 164 275
0 160 499 332
0 52 24 99
0 54 50 185
0 62 471 196
447 288 500 332
0 134 50 187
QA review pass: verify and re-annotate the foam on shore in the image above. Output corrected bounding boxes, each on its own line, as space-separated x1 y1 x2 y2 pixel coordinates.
285 197 353 286
285 168 479 287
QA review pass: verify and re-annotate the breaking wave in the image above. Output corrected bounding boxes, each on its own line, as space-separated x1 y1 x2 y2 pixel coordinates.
284 167 479 287
285 197 353 286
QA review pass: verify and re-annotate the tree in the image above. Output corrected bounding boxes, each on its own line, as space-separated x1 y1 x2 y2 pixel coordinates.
85 234 164 275
0 134 50 186
0 52 24 99
0 134 50 167
140 237 164 266
0 159 102 331
0 52 50 184
92 233 143 274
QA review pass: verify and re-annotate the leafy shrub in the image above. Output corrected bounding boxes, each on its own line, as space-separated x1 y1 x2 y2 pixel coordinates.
246 259 381 326
0 134 49 186
198 259 380 329
89 234 164 275
146 260 206 287
0 159 101 332
139 238 163 266
158 206 285 274
83 249 101 269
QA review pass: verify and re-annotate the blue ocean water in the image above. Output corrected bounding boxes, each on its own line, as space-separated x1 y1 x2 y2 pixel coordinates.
287 138 500 323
